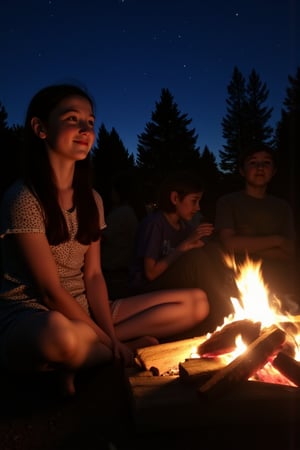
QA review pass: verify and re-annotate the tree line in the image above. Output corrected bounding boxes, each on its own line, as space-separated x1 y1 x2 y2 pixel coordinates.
1 65 300 231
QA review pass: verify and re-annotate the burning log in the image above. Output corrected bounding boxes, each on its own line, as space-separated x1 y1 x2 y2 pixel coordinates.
179 357 226 384
197 319 261 356
198 325 286 398
280 335 298 358
135 336 207 375
279 320 299 336
273 352 300 387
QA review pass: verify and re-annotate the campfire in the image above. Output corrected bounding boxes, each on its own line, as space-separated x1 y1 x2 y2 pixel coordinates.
135 256 300 397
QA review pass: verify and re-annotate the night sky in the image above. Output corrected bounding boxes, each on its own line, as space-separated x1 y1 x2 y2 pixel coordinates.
1 0 299 161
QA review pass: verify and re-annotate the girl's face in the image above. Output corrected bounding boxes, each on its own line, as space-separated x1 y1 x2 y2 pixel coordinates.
173 191 202 221
38 95 96 162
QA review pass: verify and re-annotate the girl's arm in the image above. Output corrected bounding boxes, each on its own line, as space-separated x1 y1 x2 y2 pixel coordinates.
83 238 117 340
84 238 134 363
15 232 111 346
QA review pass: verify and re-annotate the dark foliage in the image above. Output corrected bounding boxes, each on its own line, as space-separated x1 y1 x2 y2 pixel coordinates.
136 88 202 180
0 107 24 200
220 67 273 175
274 67 300 231
92 124 135 211
0 68 298 234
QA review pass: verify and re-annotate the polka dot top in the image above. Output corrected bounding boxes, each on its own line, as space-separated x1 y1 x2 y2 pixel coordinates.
0 180 106 312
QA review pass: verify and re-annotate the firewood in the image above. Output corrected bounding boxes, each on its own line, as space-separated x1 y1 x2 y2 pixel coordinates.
279 320 299 336
278 320 300 358
198 325 286 398
197 319 261 357
273 351 300 387
279 335 298 358
179 357 226 384
135 336 207 375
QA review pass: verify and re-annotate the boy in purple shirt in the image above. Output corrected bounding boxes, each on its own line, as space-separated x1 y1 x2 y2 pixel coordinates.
129 171 214 292
129 171 233 332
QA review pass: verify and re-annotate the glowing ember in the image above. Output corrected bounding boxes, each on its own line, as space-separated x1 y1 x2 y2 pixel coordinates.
251 361 297 387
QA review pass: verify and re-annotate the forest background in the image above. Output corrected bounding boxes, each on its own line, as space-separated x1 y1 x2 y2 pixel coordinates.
1 65 300 247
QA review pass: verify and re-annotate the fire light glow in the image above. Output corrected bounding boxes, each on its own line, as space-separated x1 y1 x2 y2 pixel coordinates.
201 255 300 386
223 255 299 334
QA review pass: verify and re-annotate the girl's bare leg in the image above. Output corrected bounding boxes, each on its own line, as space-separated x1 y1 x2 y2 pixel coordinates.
3 311 114 395
113 288 209 341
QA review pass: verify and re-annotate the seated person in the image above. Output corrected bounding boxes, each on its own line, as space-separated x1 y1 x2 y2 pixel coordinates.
0 85 210 397
215 143 298 313
129 170 233 332
129 170 213 292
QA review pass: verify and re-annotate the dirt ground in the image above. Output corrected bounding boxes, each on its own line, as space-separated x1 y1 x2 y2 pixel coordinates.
1 362 300 450
0 365 134 450
1 246 300 450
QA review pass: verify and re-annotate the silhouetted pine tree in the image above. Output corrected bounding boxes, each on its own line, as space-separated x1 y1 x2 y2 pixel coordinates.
246 69 273 144
0 102 9 197
220 67 273 175
136 88 201 179
199 145 222 220
274 67 300 227
200 145 220 184
0 105 24 198
92 123 135 210
0 102 8 130
219 67 247 174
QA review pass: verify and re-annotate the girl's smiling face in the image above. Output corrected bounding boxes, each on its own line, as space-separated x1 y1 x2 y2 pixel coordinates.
38 95 96 162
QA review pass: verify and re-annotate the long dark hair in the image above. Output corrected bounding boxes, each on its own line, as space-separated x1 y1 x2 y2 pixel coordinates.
21 84 101 245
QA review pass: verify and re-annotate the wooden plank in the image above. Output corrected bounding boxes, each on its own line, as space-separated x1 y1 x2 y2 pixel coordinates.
135 336 207 375
179 357 226 384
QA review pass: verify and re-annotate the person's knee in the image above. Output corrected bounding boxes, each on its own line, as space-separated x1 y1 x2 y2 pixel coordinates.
190 288 210 322
42 311 79 362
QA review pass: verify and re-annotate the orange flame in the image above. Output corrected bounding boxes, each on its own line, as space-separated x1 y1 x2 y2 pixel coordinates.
221 255 299 330
204 255 300 385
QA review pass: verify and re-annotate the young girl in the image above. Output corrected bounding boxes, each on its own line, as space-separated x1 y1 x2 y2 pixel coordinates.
0 84 209 395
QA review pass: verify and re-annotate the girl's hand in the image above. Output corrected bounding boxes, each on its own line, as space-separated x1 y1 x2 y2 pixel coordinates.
111 339 134 367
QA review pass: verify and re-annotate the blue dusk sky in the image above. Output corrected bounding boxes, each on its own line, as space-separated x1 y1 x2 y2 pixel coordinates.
0 0 299 162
